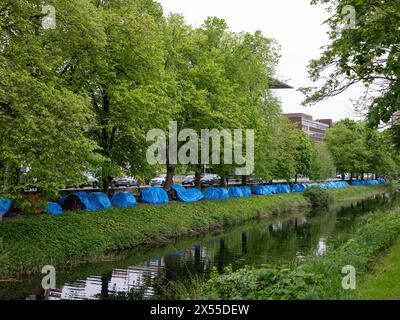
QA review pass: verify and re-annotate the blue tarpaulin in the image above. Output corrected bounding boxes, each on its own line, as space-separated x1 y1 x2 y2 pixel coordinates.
228 186 252 198
203 187 230 200
275 184 291 194
141 187 170 205
58 196 66 206
352 179 385 186
62 191 111 211
252 186 274 195
292 184 307 193
87 192 112 210
46 202 63 215
318 181 349 189
69 192 93 210
111 192 137 207
0 198 12 217
171 185 204 202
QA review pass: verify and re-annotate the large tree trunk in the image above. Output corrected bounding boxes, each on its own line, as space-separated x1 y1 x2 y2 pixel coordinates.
164 138 174 191
220 176 226 187
164 164 175 191
102 176 113 195
195 166 202 189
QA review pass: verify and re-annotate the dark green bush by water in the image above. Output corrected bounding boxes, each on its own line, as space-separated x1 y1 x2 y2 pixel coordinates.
303 187 330 207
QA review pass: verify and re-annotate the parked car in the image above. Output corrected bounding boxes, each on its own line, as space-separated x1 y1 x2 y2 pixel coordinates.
80 172 99 189
112 176 140 188
200 174 221 186
150 174 166 186
182 175 196 186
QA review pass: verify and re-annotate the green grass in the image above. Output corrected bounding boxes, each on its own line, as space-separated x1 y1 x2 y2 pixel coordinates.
356 237 400 300
0 184 394 280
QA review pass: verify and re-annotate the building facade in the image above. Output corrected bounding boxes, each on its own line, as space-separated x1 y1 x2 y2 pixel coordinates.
283 113 332 144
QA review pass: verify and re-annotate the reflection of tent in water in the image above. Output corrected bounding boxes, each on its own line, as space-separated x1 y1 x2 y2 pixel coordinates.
61 192 112 211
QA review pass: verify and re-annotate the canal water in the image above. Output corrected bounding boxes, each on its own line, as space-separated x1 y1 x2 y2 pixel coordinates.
1 191 400 300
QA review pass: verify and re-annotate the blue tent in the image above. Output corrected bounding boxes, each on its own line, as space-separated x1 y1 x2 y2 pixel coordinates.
46 202 63 215
111 192 137 207
87 192 112 210
0 198 12 217
318 181 349 189
275 184 291 194
140 187 170 205
269 185 278 194
292 184 307 193
252 185 273 195
68 192 93 210
203 187 230 200
352 179 383 186
58 196 66 206
61 191 111 211
228 186 252 198
171 185 204 202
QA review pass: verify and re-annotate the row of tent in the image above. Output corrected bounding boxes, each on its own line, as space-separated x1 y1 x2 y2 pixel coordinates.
0 179 386 217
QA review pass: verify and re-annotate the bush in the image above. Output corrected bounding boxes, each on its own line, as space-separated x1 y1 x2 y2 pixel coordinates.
303 187 330 207
190 265 321 300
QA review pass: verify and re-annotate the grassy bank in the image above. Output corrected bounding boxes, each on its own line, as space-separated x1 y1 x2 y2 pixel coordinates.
356 237 400 299
183 200 400 300
0 184 395 279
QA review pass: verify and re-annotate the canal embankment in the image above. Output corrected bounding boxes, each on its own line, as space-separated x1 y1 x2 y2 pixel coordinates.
0 184 396 279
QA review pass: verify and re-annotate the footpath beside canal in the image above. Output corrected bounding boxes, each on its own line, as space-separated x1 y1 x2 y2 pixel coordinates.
0 184 396 279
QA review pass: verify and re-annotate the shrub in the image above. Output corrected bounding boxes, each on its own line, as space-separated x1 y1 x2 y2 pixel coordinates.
303 187 330 207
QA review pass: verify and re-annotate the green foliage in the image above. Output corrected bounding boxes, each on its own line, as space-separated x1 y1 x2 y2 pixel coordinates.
0 0 104 194
192 265 321 300
295 132 316 178
325 119 400 178
303 187 330 207
0 239 9 278
302 0 400 144
310 143 336 180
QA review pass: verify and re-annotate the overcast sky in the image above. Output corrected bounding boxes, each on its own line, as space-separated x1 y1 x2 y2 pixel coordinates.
157 0 364 122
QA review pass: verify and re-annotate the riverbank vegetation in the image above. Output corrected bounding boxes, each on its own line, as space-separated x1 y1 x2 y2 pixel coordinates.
0 184 393 279
180 191 400 300
356 237 400 299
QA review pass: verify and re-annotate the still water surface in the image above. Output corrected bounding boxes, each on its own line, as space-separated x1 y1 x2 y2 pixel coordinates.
1 191 400 300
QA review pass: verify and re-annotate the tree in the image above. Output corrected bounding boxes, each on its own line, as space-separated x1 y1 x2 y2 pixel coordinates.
301 0 400 141
160 16 281 189
268 117 299 181
310 143 336 180
0 0 103 195
294 131 316 182
325 119 371 180
57 0 173 192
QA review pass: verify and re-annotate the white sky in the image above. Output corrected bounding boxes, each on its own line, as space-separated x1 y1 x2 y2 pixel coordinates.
157 0 364 122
